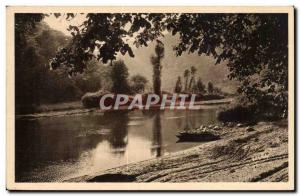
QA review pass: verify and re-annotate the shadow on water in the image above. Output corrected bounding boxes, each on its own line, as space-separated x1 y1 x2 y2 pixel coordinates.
15 107 222 182
141 110 163 157
151 113 162 157
15 118 105 181
104 111 129 155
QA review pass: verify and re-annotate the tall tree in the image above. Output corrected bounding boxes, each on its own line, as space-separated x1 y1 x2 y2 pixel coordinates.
74 59 103 93
110 60 130 94
15 14 45 114
183 69 190 92
150 41 165 95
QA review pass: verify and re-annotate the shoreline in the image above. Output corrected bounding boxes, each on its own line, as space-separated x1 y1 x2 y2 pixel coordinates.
16 98 233 120
67 120 288 182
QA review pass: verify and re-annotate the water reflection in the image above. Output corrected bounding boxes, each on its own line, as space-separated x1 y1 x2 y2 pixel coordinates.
183 110 200 131
106 112 129 155
15 107 222 182
151 113 162 157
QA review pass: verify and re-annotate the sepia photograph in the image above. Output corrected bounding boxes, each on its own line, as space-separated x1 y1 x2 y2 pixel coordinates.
6 6 294 191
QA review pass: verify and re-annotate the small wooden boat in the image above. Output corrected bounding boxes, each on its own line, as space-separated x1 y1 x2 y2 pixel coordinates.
176 131 220 142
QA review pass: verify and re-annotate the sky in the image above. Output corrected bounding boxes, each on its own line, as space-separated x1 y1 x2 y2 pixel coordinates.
43 14 87 36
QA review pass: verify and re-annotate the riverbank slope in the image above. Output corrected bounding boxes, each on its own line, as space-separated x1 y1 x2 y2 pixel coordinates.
16 98 233 119
68 120 289 182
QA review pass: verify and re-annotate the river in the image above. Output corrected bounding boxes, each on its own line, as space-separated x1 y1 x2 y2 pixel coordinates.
15 105 226 182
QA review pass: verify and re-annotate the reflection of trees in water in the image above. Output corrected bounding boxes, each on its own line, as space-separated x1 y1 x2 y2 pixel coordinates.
141 109 159 118
15 118 105 182
151 113 162 157
202 109 218 125
175 113 183 128
16 119 105 158
183 110 200 130
183 110 219 131
15 119 41 181
105 111 129 155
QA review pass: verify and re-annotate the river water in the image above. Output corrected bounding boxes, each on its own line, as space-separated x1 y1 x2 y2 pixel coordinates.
15 105 225 182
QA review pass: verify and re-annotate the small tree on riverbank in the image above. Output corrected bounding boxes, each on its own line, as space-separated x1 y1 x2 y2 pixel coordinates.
130 74 148 94
207 82 214 94
174 76 183 93
195 78 206 94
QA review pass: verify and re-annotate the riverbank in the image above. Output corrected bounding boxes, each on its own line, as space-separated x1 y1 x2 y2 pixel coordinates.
35 101 83 113
68 120 288 182
16 98 233 119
